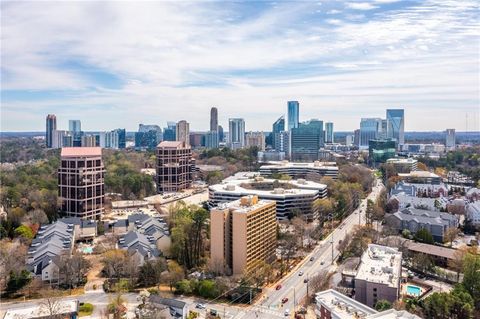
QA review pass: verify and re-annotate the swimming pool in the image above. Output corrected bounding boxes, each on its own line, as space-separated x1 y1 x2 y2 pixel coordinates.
82 246 93 254
407 285 421 296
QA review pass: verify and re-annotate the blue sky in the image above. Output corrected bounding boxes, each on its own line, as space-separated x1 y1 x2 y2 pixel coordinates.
1 0 479 132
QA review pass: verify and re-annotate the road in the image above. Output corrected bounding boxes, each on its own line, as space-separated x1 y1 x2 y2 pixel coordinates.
239 178 385 318
0 180 384 319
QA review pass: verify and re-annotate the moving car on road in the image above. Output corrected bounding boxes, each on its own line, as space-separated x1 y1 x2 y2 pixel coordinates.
276 284 282 290
282 297 289 304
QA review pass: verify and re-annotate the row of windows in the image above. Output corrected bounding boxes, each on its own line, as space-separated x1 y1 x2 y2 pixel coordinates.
61 159 102 168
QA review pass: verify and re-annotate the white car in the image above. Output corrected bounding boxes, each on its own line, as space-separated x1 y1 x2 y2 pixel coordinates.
196 303 206 309
284 309 290 316
298 271 304 276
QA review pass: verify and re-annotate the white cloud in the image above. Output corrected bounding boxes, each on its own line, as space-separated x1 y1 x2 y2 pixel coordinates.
346 2 378 10
1 0 479 131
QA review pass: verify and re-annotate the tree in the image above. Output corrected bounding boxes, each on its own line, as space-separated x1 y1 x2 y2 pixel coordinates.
415 228 434 244
411 253 435 274
444 227 460 247
23 209 49 225
170 205 208 269
448 249 467 282
164 261 184 291
57 253 91 288
365 199 374 226
421 286 474 319
291 217 306 249
38 288 64 319
0 239 28 293
107 292 127 319
137 259 167 287
102 249 131 280
14 225 34 240
461 253 480 308
313 198 334 226
375 299 392 311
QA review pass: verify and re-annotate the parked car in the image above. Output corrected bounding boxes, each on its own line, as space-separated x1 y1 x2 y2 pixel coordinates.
284 309 290 316
196 303 205 309
298 271 304 276
310 257 314 261
303 278 309 283
282 297 289 304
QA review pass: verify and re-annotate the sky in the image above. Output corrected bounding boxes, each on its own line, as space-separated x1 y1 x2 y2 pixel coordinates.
1 0 479 132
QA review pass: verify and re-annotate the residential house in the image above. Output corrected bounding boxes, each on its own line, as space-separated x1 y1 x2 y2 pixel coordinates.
385 208 459 242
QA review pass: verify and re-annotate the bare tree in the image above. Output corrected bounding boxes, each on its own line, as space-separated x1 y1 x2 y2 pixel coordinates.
38 288 64 318
444 227 460 247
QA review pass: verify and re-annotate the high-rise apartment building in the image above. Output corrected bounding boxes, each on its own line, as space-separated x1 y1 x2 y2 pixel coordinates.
245 132 265 151
81 135 96 147
274 131 290 155
446 129 456 150
287 101 299 131
135 124 162 150
218 125 224 143
290 119 324 161
69 120 81 133
272 116 285 149
205 131 219 149
163 122 176 141
354 129 360 147
58 147 105 219
386 109 405 146
325 122 334 143
228 118 245 149
46 114 57 148
360 118 382 149
52 130 68 148
210 107 218 132
176 120 190 147
156 141 194 193
210 195 277 275
346 134 354 146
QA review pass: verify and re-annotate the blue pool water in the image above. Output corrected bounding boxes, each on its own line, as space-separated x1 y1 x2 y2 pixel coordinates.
82 247 93 254
407 285 421 296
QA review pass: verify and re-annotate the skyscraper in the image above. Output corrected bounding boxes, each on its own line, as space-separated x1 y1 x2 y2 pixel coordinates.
359 118 382 149
45 114 57 148
156 141 194 193
245 132 265 150
176 120 190 146
272 116 285 149
210 107 218 132
205 131 219 149
69 120 81 133
218 125 224 142
325 122 334 144
446 129 456 150
287 101 299 131
386 109 405 146
58 147 105 219
163 122 176 141
290 119 324 161
229 118 245 149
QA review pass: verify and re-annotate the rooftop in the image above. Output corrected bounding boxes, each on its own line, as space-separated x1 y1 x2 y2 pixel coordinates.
157 141 190 149
393 208 458 226
210 172 327 197
366 309 421 319
399 171 440 178
404 240 456 260
3 300 78 319
260 160 338 170
61 147 102 157
214 196 275 214
386 158 418 164
355 244 402 288
315 289 377 319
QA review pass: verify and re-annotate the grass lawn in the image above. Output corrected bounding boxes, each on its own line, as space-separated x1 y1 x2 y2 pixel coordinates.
79 303 94 317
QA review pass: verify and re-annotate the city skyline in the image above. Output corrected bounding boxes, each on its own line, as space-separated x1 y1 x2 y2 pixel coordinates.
2 1 479 132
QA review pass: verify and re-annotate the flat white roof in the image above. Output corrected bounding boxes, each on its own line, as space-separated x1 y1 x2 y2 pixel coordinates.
315 289 377 319
261 160 338 170
3 300 78 319
355 244 402 288
386 158 418 164
215 196 275 214
210 172 327 197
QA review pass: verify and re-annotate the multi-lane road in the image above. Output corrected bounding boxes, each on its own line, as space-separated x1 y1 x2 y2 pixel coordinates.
230 178 385 319
0 179 384 319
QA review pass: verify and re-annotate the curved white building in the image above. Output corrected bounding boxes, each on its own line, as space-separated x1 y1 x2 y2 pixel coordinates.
208 172 327 220
259 160 338 180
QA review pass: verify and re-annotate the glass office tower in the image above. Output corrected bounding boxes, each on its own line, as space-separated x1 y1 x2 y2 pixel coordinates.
359 118 382 149
325 122 334 143
386 109 405 146
287 101 299 131
290 119 324 161
229 118 245 149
